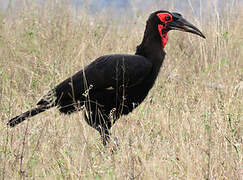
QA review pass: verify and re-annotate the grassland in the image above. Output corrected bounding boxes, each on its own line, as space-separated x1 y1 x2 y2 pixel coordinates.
0 1 242 179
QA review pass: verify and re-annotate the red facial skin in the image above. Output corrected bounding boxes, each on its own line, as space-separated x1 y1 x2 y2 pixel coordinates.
156 13 173 48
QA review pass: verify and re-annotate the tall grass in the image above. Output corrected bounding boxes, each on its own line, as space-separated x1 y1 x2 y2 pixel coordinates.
0 1 242 179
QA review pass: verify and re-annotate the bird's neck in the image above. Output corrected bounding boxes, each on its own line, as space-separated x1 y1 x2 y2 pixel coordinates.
135 23 166 66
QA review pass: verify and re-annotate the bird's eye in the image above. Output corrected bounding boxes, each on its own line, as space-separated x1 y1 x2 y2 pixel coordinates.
165 16 171 21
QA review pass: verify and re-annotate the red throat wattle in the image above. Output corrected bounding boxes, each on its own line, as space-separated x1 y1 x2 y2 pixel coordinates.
158 24 168 48
156 13 172 48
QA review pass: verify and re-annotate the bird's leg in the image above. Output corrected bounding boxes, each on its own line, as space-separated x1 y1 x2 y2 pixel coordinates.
98 127 111 146
97 127 120 154
83 108 111 146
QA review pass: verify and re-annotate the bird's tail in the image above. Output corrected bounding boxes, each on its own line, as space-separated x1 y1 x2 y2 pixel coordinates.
7 105 50 127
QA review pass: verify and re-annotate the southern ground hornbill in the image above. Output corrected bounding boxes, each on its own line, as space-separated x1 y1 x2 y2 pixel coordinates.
8 10 205 145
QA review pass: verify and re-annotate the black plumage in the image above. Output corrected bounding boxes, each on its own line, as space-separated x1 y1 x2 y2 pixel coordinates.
8 10 205 145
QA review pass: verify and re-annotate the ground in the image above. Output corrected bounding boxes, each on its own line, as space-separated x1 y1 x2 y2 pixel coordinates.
0 1 242 179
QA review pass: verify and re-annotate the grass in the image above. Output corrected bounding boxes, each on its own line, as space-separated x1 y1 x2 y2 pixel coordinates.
0 1 242 179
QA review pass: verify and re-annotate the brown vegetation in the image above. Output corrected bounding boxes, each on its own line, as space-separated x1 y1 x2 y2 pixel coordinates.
0 1 242 179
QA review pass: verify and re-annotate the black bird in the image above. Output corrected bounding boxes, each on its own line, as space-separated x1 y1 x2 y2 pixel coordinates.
8 10 205 145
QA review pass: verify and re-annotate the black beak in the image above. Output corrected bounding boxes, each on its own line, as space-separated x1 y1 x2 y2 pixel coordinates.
167 15 206 39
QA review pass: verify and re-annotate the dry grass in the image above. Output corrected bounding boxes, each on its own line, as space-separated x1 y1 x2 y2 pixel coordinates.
0 1 242 179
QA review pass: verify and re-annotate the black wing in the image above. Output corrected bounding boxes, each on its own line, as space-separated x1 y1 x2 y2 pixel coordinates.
37 54 152 106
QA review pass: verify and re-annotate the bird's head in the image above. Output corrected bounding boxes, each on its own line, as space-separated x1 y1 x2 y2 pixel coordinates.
149 10 205 48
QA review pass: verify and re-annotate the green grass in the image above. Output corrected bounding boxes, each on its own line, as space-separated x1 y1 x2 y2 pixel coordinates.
0 1 242 179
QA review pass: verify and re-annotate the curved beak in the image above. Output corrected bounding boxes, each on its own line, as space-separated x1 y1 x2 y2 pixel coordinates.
167 16 206 39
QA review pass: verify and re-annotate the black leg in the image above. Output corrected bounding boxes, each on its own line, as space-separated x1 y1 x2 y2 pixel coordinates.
98 127 111 146
83 108 112 146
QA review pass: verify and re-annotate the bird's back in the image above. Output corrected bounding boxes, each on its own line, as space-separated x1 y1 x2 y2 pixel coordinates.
37 54 153 114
